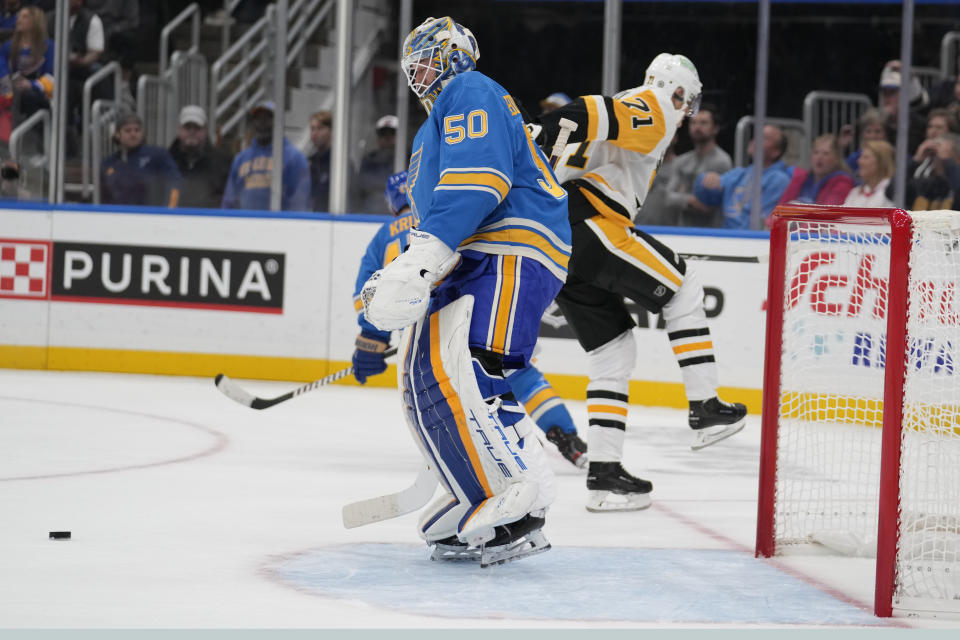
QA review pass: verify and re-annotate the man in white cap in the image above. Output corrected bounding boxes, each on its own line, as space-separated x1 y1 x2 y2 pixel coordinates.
878 60 929 154
168 105 231 209
353 114 399 214
221 100 310 211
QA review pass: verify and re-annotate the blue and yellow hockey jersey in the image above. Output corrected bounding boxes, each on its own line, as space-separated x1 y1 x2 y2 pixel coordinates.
405 71 571 281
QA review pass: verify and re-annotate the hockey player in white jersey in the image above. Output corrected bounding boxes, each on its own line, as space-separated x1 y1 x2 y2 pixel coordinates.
535 53 747 512
360 17 572 565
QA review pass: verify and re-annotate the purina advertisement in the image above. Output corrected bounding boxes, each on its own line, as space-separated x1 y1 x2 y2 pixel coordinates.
51 242 285 312
2 204 774 408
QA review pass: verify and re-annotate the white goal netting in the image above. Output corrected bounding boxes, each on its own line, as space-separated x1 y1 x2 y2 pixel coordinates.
772 211 960 615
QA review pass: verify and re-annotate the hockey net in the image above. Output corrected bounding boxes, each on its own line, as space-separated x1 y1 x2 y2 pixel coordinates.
756 205 960 618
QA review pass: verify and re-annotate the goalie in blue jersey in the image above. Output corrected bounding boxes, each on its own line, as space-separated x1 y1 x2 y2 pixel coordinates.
359 17 573 566
352 171 587 469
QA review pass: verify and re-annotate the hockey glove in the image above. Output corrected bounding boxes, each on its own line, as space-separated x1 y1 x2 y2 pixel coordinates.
352 332 389 384
524 122 543 146
361 230 460 331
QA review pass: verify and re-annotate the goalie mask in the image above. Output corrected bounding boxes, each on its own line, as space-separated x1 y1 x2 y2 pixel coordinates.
401 17 479 113
645 53 702 119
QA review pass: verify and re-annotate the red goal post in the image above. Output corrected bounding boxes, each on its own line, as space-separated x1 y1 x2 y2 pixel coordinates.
756 204 960 618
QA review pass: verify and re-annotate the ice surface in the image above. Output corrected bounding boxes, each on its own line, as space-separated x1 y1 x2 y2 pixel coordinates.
0 369 947 629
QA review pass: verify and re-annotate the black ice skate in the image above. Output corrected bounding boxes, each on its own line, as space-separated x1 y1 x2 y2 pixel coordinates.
688 397 747 451
429 514 551 567
545 426 588 469
585 461 653 512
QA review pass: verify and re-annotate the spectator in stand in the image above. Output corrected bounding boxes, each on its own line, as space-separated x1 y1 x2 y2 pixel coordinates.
539 92 571 115
888 133 960 211
308 110 332 211
842 139 895 208
161 1 223 27
100 112 182 207
778 134 854 207
0 0 14 140
85 0 138 105
0 159 28 200
635 134 677 226
657 103 732 227
692 124 792 229
168 105 231 209
879 108 960 209
0 6 55 129
85 0 138 60
233 0 270 23
0 0 21 30
67 0 105 125
842 108 888 184
222 100 310 211
944 75 960 127
921 108 959 142
200 1 234 27
878 60 929 155
353 114 398 214
928 67 960 113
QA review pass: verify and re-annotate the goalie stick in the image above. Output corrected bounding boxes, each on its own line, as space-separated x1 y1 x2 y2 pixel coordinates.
214 346 398 410
342 462 438 528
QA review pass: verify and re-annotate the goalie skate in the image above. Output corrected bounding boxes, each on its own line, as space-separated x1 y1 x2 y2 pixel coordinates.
430 536 482 563
429 514 551 567
480 527 551 567
688 397 746 451
585 462 652 512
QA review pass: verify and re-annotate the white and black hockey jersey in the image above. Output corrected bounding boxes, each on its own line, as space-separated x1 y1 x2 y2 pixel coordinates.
540 86 680 224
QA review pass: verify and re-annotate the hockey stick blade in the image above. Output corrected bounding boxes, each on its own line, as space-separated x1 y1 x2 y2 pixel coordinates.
214 373 263 408
342 463 438 529
214 373 295 410
214 346 399 410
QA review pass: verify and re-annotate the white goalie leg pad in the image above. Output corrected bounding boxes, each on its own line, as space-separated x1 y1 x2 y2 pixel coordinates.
459 481 540 547
396 322 450 485
661 267 718 401
509 415 556 512
400 294 547 547
398 318 464 539
396 324 434 458
458 417 556 547
418 491 469 543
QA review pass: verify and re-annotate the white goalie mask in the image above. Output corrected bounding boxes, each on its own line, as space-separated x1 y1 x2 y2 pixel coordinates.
645 53 702 118
401 17 479 113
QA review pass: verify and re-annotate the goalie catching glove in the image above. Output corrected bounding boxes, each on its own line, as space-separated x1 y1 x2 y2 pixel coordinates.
361 229 460 331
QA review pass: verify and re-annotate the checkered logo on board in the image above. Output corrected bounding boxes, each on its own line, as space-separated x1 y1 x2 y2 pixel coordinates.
0 240 50 299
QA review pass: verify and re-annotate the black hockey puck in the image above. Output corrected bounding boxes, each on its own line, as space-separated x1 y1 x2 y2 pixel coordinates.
49 531 71 540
